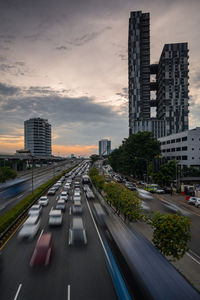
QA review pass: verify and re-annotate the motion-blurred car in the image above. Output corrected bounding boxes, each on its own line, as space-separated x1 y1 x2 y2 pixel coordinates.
28 204 42 216
73 195 81 202
83 185 90 192
137 189 153 200
55 200 66 212
38 196 49 206
69 217 87 245
48 209 63 226
48 188 56 195
18 215 40 240
86 191 95 200
30 233 53 267
72 200 82 215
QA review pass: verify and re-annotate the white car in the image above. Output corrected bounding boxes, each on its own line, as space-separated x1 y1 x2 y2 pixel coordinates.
18 215 40 240
195 198 200 208
188 197 199 205
28 205 42 216
48 188 56 195
38 196 49 206
137 189 153 200
60 191 68 201
156 187 165 194
49 209 63 226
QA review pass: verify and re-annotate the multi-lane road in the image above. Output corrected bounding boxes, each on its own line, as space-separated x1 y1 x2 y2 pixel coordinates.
0 169 117 300
0 160 77 216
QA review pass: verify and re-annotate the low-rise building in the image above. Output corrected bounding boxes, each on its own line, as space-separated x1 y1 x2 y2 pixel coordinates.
159 127 200 168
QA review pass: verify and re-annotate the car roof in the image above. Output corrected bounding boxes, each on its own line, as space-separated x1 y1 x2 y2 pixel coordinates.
49 210 62 216
72 217 84 229
73 200 81 206
36 233 52 248
31 205 40 209
24 215 39 224
57 200 65 204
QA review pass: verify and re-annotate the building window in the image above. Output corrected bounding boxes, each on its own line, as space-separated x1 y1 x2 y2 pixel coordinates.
167 140 170 144
182 146 187 151
182 156 187 160
176 147 181 151
171 139 175 143
192 138 194 141
192 148 194 150
167 149 170 152
176 138 181 142
182 137 187 141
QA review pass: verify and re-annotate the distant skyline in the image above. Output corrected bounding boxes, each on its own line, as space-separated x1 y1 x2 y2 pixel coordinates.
0 0 200 156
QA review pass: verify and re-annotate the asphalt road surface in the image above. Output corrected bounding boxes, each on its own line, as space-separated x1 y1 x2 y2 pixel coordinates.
0 171 117 300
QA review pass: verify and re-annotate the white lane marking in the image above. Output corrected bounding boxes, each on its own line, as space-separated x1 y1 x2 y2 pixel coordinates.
38 229 44 240
67 284 70 300
17 194 24 199
186 252 200 265
189 249 200 260
14 283 22 300
69 207 71 215
86 199 108 258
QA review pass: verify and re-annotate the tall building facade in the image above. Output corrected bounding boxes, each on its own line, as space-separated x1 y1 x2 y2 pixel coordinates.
24 118 52 156
128 11 189 138
99 139 111 156
128 11 150 135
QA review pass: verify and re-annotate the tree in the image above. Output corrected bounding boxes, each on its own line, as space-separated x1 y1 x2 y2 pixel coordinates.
0 167 17 183
90 154 99 165
150 212 191 260
151 160 176 186
109 131 161 178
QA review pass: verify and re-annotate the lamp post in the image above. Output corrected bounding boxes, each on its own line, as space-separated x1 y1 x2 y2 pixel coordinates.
30 154 34 194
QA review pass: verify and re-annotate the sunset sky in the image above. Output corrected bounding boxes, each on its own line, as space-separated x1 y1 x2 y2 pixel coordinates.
0 0 200 156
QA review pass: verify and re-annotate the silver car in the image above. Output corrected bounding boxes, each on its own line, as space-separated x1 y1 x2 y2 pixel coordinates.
49 209 63 226
69 217 87 245
18 215 40 240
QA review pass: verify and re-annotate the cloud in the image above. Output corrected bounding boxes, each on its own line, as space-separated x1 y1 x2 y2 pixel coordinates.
116 87 128 99
66 26 112 47
56 45 68 50
0 82 19 96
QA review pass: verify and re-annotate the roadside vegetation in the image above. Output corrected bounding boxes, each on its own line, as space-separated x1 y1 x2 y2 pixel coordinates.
0 166 17 183
90 167 191 261
0 166 75 235
108 131 160 179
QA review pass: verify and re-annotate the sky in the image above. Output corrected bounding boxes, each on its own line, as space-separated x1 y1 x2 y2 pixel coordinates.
0 0 200 157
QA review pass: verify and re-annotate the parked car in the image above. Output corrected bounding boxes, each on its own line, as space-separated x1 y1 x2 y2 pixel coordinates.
30 233 53 267
39 196 49 206
195 198 200 208
188 197 199 205
48 188 56 195
49 209 63 226
69 217 87 245
28 205 42 216
156 187 165 194
18 215 40 240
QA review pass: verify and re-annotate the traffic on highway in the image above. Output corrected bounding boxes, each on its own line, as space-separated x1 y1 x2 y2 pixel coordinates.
0 161 200 299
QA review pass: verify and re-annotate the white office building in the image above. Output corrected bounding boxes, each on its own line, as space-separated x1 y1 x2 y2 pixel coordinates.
24 118 52 156
99 139 111 156
159 127 200 168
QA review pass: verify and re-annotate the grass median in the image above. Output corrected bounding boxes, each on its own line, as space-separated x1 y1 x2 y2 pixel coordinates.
0 166 75 235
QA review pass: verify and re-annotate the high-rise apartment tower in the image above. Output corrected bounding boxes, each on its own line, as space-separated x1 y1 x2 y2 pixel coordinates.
99 139 111 156
24 118 52 156
128 11 189 138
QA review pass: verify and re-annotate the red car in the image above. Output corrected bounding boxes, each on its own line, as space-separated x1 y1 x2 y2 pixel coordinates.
30 233 53 267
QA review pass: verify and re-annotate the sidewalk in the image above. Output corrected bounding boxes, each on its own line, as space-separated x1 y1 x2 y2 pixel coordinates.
130 220 200 292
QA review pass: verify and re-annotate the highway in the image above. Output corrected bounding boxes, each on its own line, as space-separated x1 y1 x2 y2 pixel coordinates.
0 166 117 300
0 160 78 216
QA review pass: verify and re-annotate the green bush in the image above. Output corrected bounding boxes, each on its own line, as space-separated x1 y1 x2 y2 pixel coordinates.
150 212 191 260
0 167 17 183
